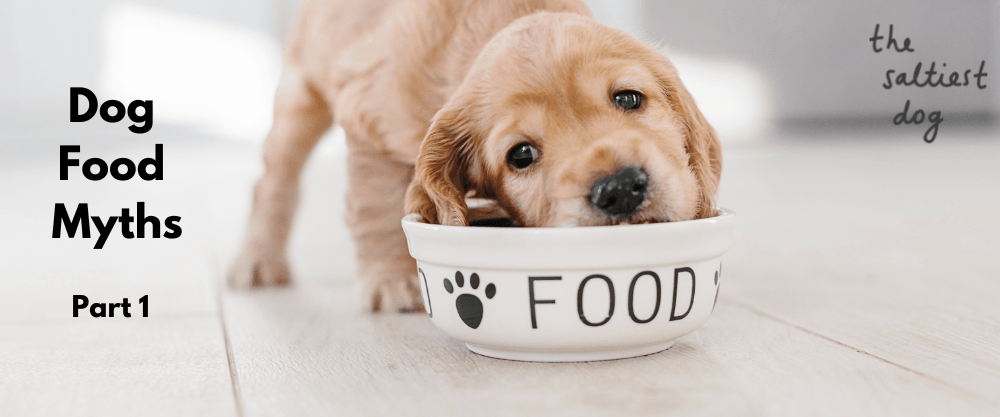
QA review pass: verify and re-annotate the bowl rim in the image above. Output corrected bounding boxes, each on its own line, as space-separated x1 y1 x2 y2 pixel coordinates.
402 207 736 270
402 207 735 234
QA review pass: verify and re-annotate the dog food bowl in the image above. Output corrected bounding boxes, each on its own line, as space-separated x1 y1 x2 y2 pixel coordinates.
401 208 735 362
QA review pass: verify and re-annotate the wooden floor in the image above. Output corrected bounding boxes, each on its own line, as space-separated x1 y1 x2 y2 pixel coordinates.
2 127 999 416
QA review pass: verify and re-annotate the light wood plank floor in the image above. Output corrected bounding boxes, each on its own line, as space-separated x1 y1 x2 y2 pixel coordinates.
1 128 998 416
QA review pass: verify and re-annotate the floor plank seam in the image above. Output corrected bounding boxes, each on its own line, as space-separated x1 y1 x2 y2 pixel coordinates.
725 298 999 406
219 289 246 417
198 195 246 417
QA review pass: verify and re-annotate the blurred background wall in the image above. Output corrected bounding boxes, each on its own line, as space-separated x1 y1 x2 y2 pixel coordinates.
1 0 997 142
643 0 1000 127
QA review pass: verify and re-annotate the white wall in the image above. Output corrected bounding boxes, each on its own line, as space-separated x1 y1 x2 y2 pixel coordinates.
0 0 289 139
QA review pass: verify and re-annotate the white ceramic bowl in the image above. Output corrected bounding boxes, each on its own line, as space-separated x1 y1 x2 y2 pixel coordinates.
401 208 735 362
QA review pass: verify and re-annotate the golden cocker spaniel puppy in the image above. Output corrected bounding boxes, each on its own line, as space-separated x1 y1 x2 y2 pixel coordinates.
229 0 722 312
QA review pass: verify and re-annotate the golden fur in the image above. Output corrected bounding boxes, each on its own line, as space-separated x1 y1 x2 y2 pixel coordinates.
229 0 722 312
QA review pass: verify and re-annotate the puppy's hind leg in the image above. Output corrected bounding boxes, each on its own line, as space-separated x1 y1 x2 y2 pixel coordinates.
229 73 332 288
345 145 423 313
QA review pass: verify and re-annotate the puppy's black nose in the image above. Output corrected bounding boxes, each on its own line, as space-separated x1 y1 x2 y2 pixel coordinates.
589 166 648 218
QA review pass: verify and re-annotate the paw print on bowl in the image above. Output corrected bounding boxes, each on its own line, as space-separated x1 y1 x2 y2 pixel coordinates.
443 271 496 329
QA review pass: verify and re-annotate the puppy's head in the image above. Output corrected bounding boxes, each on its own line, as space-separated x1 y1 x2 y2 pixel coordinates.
406 13 721 227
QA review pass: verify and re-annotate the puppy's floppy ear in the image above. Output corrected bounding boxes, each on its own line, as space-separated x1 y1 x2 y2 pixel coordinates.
405 107 473 226
658 57 723 219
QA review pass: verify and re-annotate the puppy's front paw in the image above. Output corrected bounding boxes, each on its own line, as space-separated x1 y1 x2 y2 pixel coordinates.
228 245 292 288
361 275 424 313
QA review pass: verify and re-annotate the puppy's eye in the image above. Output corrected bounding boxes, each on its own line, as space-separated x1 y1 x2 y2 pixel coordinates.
613 90 643 111
507 143 539 169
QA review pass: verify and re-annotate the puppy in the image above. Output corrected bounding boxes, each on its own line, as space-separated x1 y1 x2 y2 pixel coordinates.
229 0 722 313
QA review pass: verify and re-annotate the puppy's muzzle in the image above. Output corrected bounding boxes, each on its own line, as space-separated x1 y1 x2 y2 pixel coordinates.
589 166 648 218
